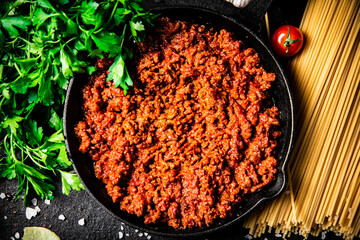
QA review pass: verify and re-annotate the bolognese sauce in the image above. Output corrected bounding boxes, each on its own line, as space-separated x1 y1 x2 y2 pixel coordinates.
75 18 281 229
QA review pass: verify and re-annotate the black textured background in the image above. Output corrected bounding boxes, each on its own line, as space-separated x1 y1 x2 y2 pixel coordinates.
0 0 358 240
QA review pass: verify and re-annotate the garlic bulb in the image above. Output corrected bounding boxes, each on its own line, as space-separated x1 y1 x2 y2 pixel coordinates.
225 0 252 8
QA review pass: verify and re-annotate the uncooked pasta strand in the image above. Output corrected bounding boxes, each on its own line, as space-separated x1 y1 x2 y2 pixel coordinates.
243 0 360 239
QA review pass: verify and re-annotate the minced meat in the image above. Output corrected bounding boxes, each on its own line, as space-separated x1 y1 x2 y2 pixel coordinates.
75 17 281 229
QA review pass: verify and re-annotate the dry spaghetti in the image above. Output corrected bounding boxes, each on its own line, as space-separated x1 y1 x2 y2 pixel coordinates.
243 0 360 239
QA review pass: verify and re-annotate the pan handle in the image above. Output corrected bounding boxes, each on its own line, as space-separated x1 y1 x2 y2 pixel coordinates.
227 0 273 41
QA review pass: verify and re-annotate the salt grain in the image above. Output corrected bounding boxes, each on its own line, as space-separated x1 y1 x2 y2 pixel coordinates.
144 232 148 236
35 206 41 213
0 193 6 199
245 234 253 239
135 229 139 232
4 216 7 220
78 218 85 226
120 225 124 231
275 233 282 238
25 207 38 219
44 199 51 205
31 198 37 206
119 231 123 239
125 233 129 237
321 231 327 239
58 214 66 221
10 237 15 240
14 232 20 239
147 236 152 239
138 232 143 237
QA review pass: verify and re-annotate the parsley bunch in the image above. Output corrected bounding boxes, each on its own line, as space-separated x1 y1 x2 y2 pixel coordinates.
0 0 157 205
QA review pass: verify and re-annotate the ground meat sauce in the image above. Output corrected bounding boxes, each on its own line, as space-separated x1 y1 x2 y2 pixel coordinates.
75 18 281 229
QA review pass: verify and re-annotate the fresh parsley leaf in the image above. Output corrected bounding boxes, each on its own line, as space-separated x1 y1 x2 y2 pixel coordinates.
9 77 31 94
65 19 77 36
49 109 62 130
59 170 84 195
37 0 56 11
0 161 16 179
47 129 64 143
129 20 145 39
80 1 100 26
90 31 122 56
32 8 58 29
2 116 23 134
106 54 133 94
56 145 72 168
38 65 54 106
0 15 30 37
25 119 44 146
60 48 73 78
26 174 55 200
114 8 132 26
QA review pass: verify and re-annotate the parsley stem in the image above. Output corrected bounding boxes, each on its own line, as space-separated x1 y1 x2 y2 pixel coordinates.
120 24 127 50
0 64 3 80
9 134 20 164
65 36 77 46
25 148 48 170
106 0 120 26
14 63 22 76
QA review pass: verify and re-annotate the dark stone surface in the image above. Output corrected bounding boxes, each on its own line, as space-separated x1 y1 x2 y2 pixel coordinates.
0 177 351 240
0 1 358 240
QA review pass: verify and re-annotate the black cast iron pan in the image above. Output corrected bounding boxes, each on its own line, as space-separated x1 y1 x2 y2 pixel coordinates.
63 3 295 238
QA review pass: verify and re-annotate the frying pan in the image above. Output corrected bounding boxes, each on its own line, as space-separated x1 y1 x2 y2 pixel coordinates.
63 2 295 238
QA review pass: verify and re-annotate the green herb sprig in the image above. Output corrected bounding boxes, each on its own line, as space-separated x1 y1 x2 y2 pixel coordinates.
0 0 157 205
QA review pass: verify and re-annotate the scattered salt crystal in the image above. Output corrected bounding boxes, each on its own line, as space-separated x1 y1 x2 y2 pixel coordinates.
14 232 20 239
31 198 37 206
10 237 15 240
135 229 139 232
321 231 327 239
58 214 66 221
120 225 124 231
4 216 7 220
285 190 290 195
334 216 339 220
35 206 41 213
264 238 268 240
245 234 253 239
144 232 148 236
147 235 152 239
275 233 282 238
125 233 129 237
44 199 51 205
349 208 353 213
0 193 6 199
138 232 143 237
119 231 123 239
25 207 38 219
78 218 85 226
